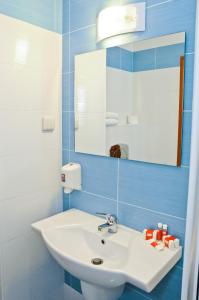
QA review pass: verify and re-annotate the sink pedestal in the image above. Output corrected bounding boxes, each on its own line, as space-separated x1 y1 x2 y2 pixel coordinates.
81 281 124 300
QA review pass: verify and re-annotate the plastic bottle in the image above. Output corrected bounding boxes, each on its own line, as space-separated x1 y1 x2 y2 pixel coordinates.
156 223 163 240
162 224 168 238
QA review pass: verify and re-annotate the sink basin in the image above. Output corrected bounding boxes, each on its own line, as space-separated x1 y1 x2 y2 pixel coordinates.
32 209 182 300
42 225 129 288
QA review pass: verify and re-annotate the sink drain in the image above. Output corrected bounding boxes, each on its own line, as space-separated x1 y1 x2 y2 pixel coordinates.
91 258 104 265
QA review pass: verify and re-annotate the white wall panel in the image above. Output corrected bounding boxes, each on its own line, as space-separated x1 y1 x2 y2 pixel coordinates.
106 67 180 165
75 49 106 155
132 67 180 165
0 14 63 300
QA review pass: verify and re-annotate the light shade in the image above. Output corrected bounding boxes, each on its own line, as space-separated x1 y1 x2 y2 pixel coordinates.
97 3 146 42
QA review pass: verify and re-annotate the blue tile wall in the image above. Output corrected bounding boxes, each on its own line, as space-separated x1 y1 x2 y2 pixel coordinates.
107 47 122 70
0 0 62 32
62 0 196 299
107 47 133 72
134 43 185 71
121 48 133 72
118 161 189 219
63 0 69 34
70 152 118 199
184 53 195 110
133 48 155 71
155 43 184 69
107 43 185 72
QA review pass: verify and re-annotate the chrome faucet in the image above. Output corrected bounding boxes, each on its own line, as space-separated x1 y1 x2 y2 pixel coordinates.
96 213 118 233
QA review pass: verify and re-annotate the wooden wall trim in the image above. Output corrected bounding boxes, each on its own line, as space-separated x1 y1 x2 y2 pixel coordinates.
177 55 185 166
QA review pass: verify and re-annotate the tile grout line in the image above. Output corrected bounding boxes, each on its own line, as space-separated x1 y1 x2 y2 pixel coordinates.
63 70 74 75
54 0 57 33
63 23 96 35
181 165 190 168
119 200 186 221
82 190 117 203
147 0 174 9
80 189 186 221
185 52 195 56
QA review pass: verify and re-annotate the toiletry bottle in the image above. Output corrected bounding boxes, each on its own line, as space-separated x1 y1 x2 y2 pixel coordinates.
143 229 154 240
163 235 180 249
162 224 168 239
157 223 163 240
153 230 158 240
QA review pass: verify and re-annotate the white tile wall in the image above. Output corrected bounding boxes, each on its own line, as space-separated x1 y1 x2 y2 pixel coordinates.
75 49 107 155
107 67 133 114
0 14 63 300
132 68 180 165
106 67 180 165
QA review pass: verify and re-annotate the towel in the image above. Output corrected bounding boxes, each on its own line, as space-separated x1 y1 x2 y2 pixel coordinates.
106 119 119 126
106 112 119 119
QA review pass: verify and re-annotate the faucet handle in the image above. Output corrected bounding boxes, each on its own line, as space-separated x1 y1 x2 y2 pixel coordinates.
107 214 117 225
96 213 117 225
96 212 109 221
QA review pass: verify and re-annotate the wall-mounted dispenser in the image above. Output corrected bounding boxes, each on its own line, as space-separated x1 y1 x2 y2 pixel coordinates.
61 163 82 194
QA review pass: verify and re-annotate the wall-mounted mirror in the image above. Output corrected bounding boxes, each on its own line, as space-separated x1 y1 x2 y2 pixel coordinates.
74 32 185 166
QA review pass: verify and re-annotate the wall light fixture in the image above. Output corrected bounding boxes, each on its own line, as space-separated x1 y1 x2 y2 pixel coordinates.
97 3 146 42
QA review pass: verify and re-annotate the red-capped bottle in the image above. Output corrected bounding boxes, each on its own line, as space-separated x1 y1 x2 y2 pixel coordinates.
162 224 168 239
156 223 163 240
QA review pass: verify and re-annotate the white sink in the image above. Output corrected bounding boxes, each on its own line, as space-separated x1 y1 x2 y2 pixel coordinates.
32 209 182 300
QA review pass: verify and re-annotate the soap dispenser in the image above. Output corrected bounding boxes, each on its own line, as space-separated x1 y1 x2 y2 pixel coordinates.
61 163 82 194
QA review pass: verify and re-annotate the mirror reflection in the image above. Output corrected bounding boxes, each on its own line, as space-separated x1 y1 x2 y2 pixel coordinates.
75 32 185 166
